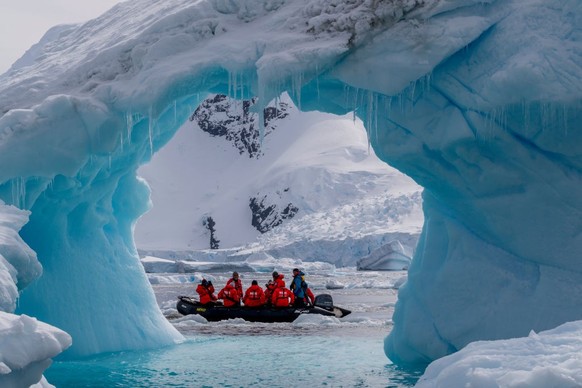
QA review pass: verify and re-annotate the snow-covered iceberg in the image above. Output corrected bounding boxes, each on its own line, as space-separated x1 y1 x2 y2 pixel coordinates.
357 240 411 271
0 0 580 369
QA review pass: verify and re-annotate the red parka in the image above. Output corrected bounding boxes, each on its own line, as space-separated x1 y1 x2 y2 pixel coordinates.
218 284 241 307
265 274 286 301
243 285 266 307
196 283 217 305
226 277 243 298
272 287 294 308
306 287 315 306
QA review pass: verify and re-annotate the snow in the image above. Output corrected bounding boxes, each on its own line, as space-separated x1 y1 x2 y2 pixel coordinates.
135 92 421 252
0 312 71 388
416 320 582 388
0 0 579 385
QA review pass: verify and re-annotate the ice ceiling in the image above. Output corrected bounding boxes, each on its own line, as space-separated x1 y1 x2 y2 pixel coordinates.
0 0 580 364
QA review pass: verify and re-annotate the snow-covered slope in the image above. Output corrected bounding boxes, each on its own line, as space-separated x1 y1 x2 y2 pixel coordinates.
0 0 580 373
135 93 422 253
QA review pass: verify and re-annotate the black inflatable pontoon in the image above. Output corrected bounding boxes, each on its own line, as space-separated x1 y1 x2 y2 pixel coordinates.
176 294 351 322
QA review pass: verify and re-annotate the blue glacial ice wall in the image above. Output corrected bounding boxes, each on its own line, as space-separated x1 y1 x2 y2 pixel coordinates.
0 0 580 363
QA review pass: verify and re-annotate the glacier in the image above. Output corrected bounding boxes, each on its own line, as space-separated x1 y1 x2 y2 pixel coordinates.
0 0 580 369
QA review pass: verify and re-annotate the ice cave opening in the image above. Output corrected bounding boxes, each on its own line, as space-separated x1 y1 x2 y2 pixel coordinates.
0 0 580 368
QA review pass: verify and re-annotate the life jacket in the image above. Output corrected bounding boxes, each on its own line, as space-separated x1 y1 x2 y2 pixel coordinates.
218 285 241 307
265 275 285 301
243 285 266 307
272 287 294 308
196 284 217 305
273 274 286 288
226 278 243 298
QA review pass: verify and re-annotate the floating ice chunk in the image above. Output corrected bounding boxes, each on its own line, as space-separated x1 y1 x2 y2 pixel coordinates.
416 320 582 387
141 256 180 273
325 280 345 290
357 240 411 271
293 314 341 326
0 312 71 387
392 275 407 289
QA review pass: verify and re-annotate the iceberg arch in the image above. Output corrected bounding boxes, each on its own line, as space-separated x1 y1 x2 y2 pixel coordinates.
0 0 581 364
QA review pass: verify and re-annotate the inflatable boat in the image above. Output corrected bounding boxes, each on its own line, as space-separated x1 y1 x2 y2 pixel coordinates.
176 294 351 322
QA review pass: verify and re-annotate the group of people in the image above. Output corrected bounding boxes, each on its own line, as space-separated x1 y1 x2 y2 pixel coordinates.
196 269 315 309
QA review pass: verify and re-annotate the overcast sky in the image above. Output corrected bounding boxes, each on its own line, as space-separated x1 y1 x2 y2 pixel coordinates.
0 0 122 74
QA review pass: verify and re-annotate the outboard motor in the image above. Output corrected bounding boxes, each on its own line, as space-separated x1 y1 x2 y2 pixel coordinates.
314 294 334 310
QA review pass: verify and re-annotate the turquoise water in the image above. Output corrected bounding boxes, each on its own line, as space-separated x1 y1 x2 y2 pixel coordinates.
46 270 422 387
46 334 421 387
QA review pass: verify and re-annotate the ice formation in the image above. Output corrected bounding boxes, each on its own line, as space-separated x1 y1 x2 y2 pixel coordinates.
0 312 71 387
357 240 411 271
0 0 580 369
415 321 582 387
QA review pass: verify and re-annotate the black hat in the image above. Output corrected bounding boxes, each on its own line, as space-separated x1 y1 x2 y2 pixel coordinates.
252 280 258 286
201 279 208 286
272 271 279 278
293 268 299 272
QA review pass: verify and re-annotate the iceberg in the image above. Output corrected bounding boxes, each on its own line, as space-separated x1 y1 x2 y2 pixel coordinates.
0 0 580 370
357 240 411 271
415 320 582 387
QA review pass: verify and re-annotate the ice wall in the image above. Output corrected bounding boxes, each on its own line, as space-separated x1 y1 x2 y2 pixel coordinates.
0 0 580 364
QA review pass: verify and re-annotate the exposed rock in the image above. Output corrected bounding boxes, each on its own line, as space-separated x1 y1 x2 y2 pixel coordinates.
191 94 290 158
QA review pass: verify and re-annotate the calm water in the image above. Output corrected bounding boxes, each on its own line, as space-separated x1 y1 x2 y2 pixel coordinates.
45 269 423 387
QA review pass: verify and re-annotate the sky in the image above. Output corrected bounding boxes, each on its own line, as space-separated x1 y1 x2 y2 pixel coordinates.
0 0 122 74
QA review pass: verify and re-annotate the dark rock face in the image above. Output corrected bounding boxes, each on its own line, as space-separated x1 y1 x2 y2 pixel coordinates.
249 193 299 233
190 94 290 158
203 216 220 249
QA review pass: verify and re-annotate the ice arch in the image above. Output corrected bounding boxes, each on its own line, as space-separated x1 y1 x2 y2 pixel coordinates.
0 0 580 363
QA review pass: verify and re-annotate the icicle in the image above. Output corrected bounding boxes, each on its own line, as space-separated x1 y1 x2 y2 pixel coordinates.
126 112 133 143
11 177 26 209
292 72 303 111
174 100 177 124
315 63 320 103
108 154 112 170
148 107 154 157
257 73 266 149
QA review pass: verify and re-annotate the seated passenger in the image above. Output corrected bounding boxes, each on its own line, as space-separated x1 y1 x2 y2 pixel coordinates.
218 283 241 307
226 271 243 299
196 279 217 306
243 280 266 307
265 271 285 302
271 286 294 308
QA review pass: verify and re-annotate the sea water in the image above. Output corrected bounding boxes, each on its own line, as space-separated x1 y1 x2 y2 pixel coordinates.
45 269 422 387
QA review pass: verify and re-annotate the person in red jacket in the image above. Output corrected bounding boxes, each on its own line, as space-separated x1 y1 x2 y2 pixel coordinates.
265 271 286 303
218 283 241 307
271 286 294 308
196 279 217 306
226 271 243 299
243 280 266 307
305 287 315 306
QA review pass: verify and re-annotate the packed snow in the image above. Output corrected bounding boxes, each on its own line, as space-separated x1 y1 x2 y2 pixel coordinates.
415 320 582 388
0 312 71 388
0 0 580 386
